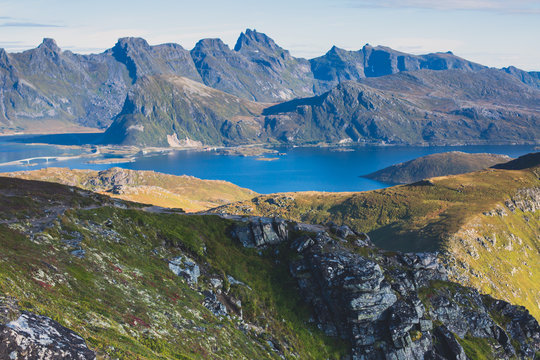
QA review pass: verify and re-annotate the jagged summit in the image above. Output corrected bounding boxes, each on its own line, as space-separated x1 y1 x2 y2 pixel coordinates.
234 28 280 52
1 31 539 135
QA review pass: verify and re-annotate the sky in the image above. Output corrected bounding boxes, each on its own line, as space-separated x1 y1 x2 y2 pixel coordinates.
0 0 539 70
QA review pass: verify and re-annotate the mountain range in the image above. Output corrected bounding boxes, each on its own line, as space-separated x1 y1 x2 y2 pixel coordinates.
1 29 539 145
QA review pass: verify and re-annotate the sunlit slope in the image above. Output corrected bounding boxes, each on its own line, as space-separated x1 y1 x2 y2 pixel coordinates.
213 154 540 318
1 167 257 212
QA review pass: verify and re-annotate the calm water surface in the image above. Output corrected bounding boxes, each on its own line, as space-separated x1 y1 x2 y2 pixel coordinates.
0 134 536 193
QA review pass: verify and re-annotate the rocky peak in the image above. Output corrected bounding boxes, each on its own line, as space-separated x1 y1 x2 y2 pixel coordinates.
113 37 151 52
326 45 347 57
234 28 279 52
193 38 230 53
0 48 11 69
37 38 61 54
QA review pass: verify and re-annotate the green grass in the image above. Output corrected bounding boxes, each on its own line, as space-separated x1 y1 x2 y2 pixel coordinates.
0 179 347 359
458 335 496 360
217 167 539 252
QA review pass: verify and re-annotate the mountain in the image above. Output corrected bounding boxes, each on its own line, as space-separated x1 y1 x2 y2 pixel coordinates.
261 69 540 145
103 66 540 147
0 167 257 212
110 37 202 82
1 175 538 359
502 66 540 89
0 39 131 132
363 151 512 184
102 74 268 147
2 29 540 136
310 44 485 92
212 153 540 320
191 29 314 101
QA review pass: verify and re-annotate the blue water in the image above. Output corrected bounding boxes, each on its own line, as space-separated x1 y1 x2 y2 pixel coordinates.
0 135 536 193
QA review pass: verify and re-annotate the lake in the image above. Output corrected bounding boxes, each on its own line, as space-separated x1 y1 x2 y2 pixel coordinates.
0 134 536 193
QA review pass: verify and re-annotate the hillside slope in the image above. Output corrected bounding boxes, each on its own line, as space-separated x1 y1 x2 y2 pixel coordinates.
104 68 540 147
0 176 538 359
102 75 269 147
0 167 256 212
213 154 540 319
262 70 540 146
363 151 512 184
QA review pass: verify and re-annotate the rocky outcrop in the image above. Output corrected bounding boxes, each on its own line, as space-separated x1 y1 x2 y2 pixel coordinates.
230 216 289 248
230 220 540 359
0 296 95 360
168 255 200 285
505 187 540 213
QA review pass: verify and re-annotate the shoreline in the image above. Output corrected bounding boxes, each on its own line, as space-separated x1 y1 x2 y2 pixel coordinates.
0 136 537 169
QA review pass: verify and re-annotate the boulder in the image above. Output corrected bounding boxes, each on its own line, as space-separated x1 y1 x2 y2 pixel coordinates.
0 311 95 360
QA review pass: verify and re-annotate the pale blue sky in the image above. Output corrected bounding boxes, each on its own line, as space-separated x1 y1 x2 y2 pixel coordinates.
1 0 539 70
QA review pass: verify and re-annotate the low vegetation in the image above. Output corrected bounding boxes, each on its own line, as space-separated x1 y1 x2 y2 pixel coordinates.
1 167 257 212
214 156 540 319
0 177 346 359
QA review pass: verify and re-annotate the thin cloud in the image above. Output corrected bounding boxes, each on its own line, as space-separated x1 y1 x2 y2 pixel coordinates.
0 21 64 27
342 0 540 14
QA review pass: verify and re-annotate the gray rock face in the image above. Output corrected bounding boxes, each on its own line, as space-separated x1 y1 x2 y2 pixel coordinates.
111 37 202 82
231 217 288 248
505 187 540 213
202 291 228 318
0 297 95 360
231 219 540 359
168 255 200 285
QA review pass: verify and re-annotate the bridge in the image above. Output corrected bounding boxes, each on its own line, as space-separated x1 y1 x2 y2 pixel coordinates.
0 147 100 167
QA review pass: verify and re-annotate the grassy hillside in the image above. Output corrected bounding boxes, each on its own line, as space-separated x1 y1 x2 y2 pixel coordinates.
214 155 540 318
1 167 257 212
0 177 346 359
363 151 512 184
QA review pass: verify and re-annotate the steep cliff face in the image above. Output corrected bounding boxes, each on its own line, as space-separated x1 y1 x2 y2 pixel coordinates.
310 44 486 92
110 37 202 82
190 29 314 102
262 70 540 146
3 39 131 130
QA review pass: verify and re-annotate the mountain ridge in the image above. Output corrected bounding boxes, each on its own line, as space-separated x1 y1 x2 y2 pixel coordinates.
2 29 539 136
